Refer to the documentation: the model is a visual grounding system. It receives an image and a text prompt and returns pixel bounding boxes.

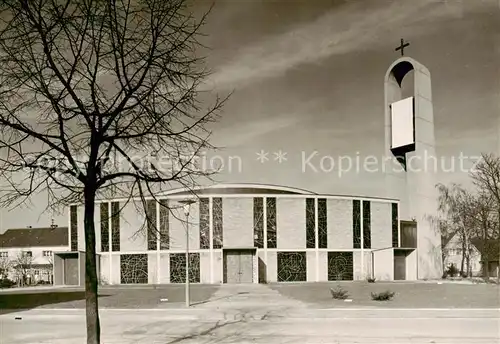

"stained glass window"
[277,252,307,282]
[159,200,169,250]
[363,201,371,249]
[328,251,353,281]
[100,203,109,252]
[266,198,277,249]
[120,254,148,284]
[212,198,223,249]
[253,198,264,248]
[70,205,78,251]
[111,202,120,251]
[169,253,200,283]
[318,198,328,249]
[199,198,210,249]
[146,200,157,250]
[306,198,315,248]
[392,203,399,248]
[353,200,361,249]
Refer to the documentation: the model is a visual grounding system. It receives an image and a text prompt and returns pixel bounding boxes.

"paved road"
[2,308,499,344]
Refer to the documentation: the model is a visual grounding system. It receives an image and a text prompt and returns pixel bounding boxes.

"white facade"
[0,245,70,282]
[443,234,482,276]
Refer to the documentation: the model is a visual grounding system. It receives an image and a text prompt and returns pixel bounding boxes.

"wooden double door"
[223,249,254,283]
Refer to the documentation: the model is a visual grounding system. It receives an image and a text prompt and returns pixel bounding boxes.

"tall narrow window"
[159,200,169,250]
[146,200,157,250]
[306,198,315,248]
[212,198,223,249]
[70,205,78,251]
[111,202,120,251]
[353,200,361,249]
[392,203,399,248]
[362,201,371,249]
[266,198,277,248]
[199,198,210,249]
[100,203,109,252]
[253,197,264,248]
[318,198,328,249]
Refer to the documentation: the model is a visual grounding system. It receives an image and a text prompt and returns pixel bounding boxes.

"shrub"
[445,263,459,277]
[366,277,376,283]
[0,278,15,289]
[371,290,395,301]
[330,285,349,300]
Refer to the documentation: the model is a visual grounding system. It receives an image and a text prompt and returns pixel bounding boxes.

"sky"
[1,0,499,229]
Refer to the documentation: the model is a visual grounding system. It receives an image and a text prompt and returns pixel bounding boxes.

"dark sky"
[2,0,499,229]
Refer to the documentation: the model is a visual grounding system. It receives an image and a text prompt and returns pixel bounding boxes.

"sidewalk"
[192,283,309,310]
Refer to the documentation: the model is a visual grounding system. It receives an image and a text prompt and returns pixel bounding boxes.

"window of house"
[0,251,8,258]
[23,251,32,257]
[43,251,53,257]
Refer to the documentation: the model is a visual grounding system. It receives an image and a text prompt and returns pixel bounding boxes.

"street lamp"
[178,199,196,307]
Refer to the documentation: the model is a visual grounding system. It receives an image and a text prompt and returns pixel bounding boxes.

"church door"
[394,254,406,280]
[224,250,254,283]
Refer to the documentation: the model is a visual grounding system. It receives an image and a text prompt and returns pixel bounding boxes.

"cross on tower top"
[395,38,410,56]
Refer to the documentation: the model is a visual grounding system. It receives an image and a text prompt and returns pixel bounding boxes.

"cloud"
[211,115,303,147]
[209,0,454,88]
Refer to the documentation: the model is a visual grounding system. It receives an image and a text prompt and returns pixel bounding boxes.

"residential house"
[442,233,482,276]
[442,233,499,277]
[470,238,499,278]
[0,226,70,284]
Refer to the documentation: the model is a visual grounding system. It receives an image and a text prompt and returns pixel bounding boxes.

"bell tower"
[384,39,443,280]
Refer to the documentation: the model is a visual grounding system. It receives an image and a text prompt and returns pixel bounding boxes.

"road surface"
[2,308,499,344]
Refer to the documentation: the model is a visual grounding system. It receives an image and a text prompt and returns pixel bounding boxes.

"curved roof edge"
[159,183,318,196]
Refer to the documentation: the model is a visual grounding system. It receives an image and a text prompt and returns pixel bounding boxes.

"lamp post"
[178,199,196,307]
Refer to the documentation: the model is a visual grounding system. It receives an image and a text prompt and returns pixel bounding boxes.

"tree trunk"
[84,187,101,344]
[465,250,472,277]
[497,209,500,284]
[482,224,490,281]
[460,237,466,275]
[484,261,490,280]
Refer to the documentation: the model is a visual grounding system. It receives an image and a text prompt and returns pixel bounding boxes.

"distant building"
[442,234,499,277]
[0,226,70,284]
[470,238,499,278]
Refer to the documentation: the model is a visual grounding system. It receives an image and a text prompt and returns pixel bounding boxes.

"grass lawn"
[0,284,219,312]
[269,281,500,308]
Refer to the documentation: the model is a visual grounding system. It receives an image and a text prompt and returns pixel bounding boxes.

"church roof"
[0,227,68,249]
[159,183,317,196]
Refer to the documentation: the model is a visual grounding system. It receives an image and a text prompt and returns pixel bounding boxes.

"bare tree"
[13,251,34,286]
[0,1,226,343]
[427,213,452,273]
[468,192,497,279]
[436,183,477,276]
[471,153,500,282]
[0,256,12,279]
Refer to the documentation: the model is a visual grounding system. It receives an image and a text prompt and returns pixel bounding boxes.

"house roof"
[441,234,454,247]
[470,238,500,261]
[0,227,69,248]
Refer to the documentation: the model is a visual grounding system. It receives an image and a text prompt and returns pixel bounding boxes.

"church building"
[53,53,443,286]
